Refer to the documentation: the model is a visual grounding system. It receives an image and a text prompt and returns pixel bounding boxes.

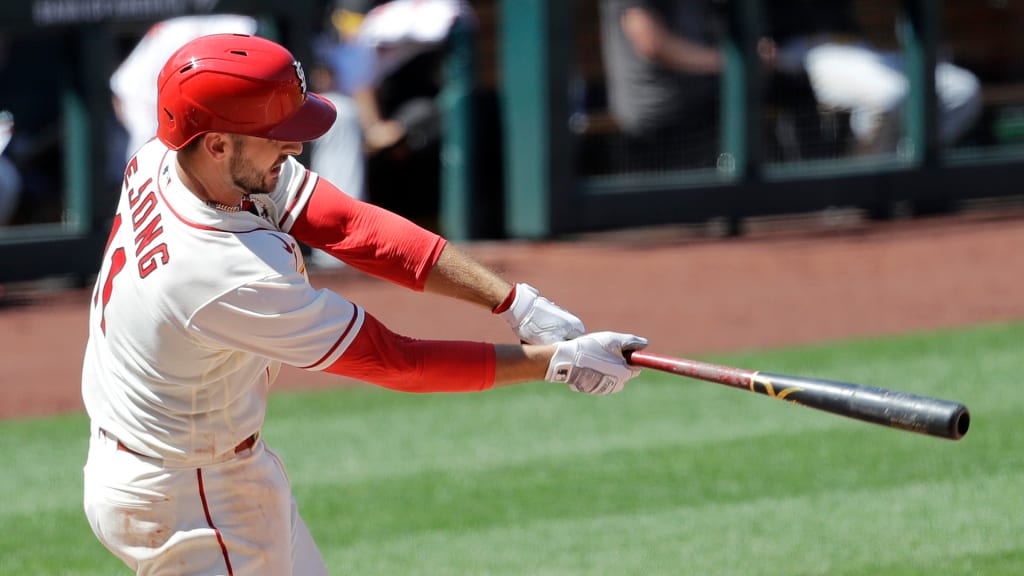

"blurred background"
[3,0,1024,282]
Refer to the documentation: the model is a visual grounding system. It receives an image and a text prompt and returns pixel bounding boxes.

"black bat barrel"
[755,372,971,441]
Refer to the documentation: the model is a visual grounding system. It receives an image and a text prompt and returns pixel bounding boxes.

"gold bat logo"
[749,372,804,403]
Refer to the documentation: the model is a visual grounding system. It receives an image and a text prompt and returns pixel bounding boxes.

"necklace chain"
[208,197,260,215]
[208,201,243,213]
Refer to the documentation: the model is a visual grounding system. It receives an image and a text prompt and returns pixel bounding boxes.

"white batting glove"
[546,331,649,395]
[498,283,585,344]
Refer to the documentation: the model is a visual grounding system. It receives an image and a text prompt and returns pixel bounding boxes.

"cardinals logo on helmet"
[293,61,307,95]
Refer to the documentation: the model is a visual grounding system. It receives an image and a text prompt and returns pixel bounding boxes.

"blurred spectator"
[599,0,733,170]
[305,43,369,270]
[344,0,471,229]
[0,111,20,225]
[322,3,406,154]
[0,33,62,224]
[766,0,983,155]
[109,14,258,161]
[308,52,368,202]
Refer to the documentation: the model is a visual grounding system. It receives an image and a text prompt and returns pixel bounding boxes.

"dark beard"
[229,139,272,196]
[232,178,268,196]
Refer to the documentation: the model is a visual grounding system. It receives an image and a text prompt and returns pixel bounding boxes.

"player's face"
[228,136,303,195]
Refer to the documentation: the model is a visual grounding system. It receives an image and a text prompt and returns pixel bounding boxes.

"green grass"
[3,321,1023,575]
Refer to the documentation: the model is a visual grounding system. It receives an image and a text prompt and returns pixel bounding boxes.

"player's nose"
[279,141,303,155]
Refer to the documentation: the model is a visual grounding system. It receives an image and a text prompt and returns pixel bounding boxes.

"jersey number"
[95,214,126,334]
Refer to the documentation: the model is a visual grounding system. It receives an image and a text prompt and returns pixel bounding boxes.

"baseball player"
[81,34,647,575]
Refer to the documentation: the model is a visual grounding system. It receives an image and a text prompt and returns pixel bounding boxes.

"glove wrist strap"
[492,284,517,314]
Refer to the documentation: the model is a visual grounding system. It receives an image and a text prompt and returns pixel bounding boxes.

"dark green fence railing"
[499,0,1024,237]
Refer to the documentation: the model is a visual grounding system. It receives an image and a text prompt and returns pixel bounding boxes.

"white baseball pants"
[83,425,328,575]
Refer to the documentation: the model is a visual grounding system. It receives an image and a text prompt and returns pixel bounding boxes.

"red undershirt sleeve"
[323,310,497,393]
[290,177,447,291]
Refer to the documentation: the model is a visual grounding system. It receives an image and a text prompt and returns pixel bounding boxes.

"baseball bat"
[626,351,970,441]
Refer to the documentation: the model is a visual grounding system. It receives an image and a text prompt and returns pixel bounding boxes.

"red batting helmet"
[156,34,337,150]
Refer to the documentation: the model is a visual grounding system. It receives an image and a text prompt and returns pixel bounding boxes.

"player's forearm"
[621,7,723,74]
[659,36,723,74]
[492,344,556,386]
[422,243,514,310]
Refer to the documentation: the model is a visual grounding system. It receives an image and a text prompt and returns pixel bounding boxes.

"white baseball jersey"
[81,139,363,465]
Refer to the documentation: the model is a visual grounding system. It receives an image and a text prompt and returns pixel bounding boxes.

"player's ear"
[202,133,231,159]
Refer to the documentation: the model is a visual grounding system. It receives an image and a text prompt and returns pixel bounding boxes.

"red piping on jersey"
[196,469,235,576]
[277,168,313,229]
[300,301,360,369]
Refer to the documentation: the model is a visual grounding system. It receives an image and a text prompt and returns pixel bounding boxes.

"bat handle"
[627,350,755,389]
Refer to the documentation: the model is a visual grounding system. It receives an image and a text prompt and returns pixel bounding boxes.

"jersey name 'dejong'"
[82,140,365,464]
